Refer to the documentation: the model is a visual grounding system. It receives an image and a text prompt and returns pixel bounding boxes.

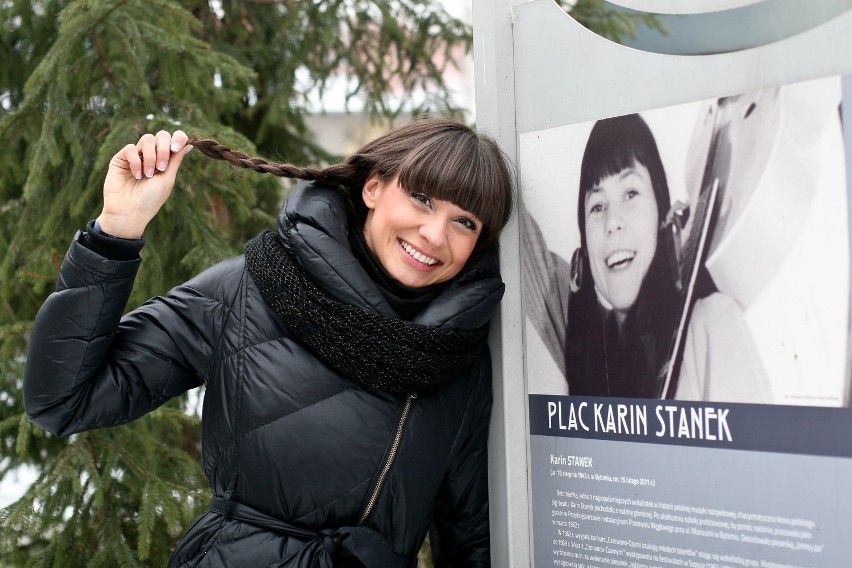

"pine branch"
[91,29,119,85]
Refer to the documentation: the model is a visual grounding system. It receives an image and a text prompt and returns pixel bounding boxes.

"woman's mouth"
[606,250,636,269]
[401,240,439,266]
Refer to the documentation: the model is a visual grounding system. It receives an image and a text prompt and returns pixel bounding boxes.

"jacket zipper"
[357,392,417,525]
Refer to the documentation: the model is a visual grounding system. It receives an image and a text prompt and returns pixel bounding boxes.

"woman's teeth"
[606,250,635,268]
[402,241,438,265]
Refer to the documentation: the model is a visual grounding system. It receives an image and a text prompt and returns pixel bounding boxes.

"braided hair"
[189,117,515,251]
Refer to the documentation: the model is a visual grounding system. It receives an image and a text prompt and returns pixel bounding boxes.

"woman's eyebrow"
[585,186,603,201]
[618,167,639,180]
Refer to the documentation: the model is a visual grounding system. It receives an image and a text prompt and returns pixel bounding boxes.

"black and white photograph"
[521,75,850,405]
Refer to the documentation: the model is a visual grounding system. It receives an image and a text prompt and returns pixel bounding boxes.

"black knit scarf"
[244,230,489,393]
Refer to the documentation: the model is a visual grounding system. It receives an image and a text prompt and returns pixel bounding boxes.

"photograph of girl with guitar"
[523,75,849,406]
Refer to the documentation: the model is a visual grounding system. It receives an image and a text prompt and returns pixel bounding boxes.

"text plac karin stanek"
[546,401,733,442]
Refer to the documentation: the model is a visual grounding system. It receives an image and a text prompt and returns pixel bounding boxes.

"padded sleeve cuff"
[80,219,145,261]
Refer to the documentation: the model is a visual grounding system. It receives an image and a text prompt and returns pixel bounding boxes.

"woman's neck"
[594,287,627,327]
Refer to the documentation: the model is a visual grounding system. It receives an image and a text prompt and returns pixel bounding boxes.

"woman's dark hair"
[190,117,515,251]
[577,114,670,250]
[565,113,680,399]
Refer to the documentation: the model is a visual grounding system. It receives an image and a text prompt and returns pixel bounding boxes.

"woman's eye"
[456,217,479,232]
[624,189,639,200]
[410,192,432,208]
[588,203,605,215]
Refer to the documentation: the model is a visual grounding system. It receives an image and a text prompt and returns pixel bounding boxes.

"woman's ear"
[362,173,382,210]
[569,247,584,293]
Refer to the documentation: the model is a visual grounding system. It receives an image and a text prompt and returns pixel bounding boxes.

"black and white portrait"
[521,75,850,406]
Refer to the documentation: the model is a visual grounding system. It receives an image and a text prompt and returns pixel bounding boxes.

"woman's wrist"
[95,214,146,239]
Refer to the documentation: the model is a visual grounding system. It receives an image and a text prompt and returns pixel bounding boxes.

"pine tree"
[0,0,659,565]
[0,0,469,565]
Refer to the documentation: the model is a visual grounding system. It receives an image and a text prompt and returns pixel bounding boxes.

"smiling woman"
[362,175,482,287]
[23,117,515,567]
[582,162,659,322]
[564,113,681,398]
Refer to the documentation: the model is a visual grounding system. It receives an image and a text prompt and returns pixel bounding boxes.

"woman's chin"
[611,296,640,312]
[598,288,641,315]
[387,264,439,288]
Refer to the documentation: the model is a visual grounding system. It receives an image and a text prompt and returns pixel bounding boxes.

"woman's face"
[584,161,659,316]
[362,174,482,287]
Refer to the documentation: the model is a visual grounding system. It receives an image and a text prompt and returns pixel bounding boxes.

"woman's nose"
[605,207,625,234]
[419,216,448,246]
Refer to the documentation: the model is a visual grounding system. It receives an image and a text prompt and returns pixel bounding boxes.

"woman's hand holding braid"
[97,130,192,239]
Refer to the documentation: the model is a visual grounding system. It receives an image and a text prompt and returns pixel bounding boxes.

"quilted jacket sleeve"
[430,351,493,567]
[24,233,225,437]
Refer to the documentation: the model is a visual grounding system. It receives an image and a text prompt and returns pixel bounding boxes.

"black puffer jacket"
[24,183,504,567]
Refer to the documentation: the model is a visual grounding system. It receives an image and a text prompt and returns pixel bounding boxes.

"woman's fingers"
[138,133,157,178]
[155,130,172,172]
[160,130,192,183]
[170,130,190,153]
[114,130,190,181]
[140,130,190,176]
[120,143,143,180]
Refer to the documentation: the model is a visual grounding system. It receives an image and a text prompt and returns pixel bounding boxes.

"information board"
[473,1,852,566]
[522,73,852,568]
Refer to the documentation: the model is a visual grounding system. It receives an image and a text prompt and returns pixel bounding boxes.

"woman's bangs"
[396,135,507,233]
[583,146,641,193]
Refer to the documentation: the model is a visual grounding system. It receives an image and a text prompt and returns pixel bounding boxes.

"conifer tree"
[559,0,666,42]
[0,0,658,565]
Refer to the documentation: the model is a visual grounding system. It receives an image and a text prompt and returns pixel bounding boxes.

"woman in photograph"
[24,117,514,566]
[563,114,680,398]
[525,112,771,401]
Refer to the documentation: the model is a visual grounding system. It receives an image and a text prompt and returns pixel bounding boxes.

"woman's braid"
[188,136,361,188]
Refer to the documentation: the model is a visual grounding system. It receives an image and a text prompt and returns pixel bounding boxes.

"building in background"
[306,0,474,155]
